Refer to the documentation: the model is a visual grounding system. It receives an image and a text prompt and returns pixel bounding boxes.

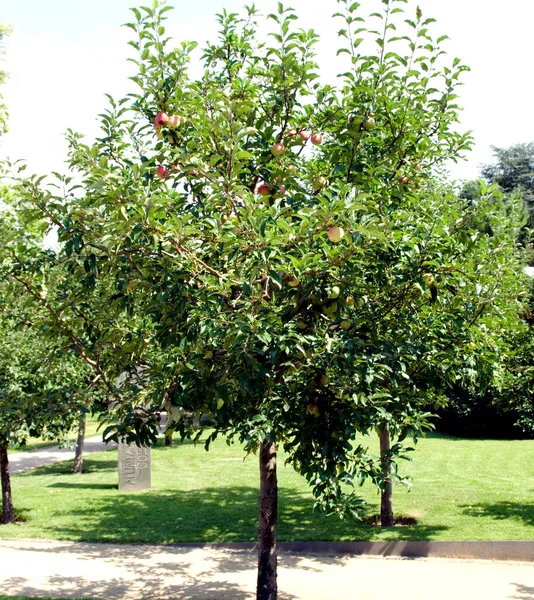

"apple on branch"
[328,226,345,243]
[156,165,169,180]
[271,143,285,157]
[313,175,327,192]
[311,132,323,145]
[154,112,169,127]
[255,182,271,196]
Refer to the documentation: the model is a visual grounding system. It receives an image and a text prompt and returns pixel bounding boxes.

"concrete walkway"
[0,538,533,599]
[8,437,115,474]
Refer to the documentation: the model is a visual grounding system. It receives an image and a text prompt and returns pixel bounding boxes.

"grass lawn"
[1,432,533,543]
[9,416,103,453]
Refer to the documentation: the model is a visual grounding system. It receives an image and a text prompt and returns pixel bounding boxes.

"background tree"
[481,143,534,254]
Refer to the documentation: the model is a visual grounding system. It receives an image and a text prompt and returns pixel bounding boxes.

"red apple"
[298,130,310,141]
[286,129,297,138]
[311,132,323,145]
[156,165,169,180]
[271,142,286,158]
[277,184,286,196]
[154,112,169,127]
[398,175,410,185]
[256,183,271,196]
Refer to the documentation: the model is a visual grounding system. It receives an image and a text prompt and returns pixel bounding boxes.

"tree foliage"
[3,0,527,595]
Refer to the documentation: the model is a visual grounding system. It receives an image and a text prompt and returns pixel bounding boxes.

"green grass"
[1,433,533,543]
[9,416,103,453]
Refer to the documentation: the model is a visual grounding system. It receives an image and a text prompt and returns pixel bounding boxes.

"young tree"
[8,1,524,597]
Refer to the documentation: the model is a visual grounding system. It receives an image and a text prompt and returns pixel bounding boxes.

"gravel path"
[0,539,533,600]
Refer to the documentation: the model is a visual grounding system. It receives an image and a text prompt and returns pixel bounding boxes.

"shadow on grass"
[35,485,447,544]
[49,483,118,490]
[17,458,118,478]
[460,502,534,527]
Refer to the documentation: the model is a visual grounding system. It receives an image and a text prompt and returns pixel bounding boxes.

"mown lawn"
[2,432,533,542]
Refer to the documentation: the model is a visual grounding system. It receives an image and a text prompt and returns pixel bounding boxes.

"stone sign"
[118,441,151,492]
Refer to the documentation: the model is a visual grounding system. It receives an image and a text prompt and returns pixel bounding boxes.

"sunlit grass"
[2,432,533,542]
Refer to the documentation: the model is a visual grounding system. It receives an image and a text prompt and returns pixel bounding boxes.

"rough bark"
[164,430,173,447]
[73,414,86,474]
[257,440,278,600]
[379,427,394,527]
[0,444,14,524]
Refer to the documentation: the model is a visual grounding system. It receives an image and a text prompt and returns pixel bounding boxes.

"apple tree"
[10,0,525,597]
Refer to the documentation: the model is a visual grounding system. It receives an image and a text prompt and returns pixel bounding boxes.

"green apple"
[328,226,345,243]
[330,285,341,299]
[313,175,327,191]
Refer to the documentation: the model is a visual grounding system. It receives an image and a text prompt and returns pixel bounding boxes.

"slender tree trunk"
[164,430,173,447]
[257,440,278,600]
[379,427,394,527]
[0,444,14,524]
[73,414,86,474]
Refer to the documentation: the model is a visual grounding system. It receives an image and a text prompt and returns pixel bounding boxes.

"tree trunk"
[379,427,394,527]
[257,440,278,600]
[164,430,173,447]
[0,444,14,524]
[73,414,86,474]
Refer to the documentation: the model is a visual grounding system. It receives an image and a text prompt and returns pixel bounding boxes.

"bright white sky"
[1,0,534,183]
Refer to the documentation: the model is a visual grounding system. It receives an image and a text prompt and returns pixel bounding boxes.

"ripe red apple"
[286,129,297,138]
[311,132,323,145]
[154,112,169,127]
[277,184,286,196]
[328,226,344,243]
[398,175,410,185]
[298,130,310,142]
[256,183,271,196]
[271,142,286,157]
[156,165,169,180]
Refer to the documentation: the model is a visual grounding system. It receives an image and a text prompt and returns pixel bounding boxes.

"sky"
[1,0,534,183]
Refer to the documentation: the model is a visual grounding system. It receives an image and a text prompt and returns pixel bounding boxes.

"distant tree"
[481,143,534,251]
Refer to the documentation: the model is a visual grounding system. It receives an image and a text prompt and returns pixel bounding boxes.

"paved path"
[8,437,115,474]
[0,539,533,600]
